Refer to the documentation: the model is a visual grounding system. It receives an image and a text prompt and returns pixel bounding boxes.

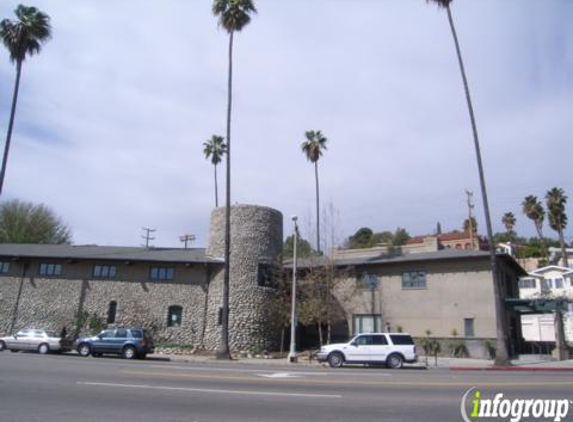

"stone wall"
[204,205,283,352]
[0,264,209,346]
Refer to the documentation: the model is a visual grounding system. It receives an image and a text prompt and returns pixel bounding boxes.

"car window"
[371,335,388,345]
[100,330,114,338]
[115,329,128,338]
[354,335,372,346]
[16,330,30,337]
[389,335,414,345]
[32,330,45,338]
[130,329,143,339]
[46,331,58,338]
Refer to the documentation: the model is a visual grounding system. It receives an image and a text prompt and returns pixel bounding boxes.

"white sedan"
[0,328,68,354]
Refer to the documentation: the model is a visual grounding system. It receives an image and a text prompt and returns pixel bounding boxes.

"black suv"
[76,328,154,359]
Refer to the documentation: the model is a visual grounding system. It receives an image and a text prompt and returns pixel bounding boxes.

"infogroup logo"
[461,387,571,422]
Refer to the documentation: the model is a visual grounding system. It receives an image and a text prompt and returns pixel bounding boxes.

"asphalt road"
[1,352,572,422]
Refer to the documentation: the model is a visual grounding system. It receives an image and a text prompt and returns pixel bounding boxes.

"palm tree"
[522,195,546,248]
[501,212,516,240]
[426,0,510,365]
[545,188,568,268]
[0,5,51,196]
[203,135,227,208]
[301,130,328,254]
[212,0,256,360]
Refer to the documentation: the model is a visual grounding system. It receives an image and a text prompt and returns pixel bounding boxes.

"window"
[107,301,117,324]
[39,263,62,277]
[464,318,475,337]
[541,279,553,290]
[554,278,564,289]
[357,273,378,289]
[402,271,426,289]
[371,334,388,345]
[390,334,415,345]
[353,314,382,334]
[0,261,9,273]
[114,329,128,338]
[150,266,174,280]
[94,265,117,279]
[354,335,372,346]
[257,264,275,288]
[518,279,536,289]
[168,305,183,327]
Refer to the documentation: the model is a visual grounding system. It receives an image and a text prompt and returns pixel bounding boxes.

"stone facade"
[203,205,283,352]
[0,204,283,353]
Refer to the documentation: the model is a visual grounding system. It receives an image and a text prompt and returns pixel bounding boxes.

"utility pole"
[179,234,196,249]
[141,227,156,248]
[288,215,299,363]
[465,190,475,249]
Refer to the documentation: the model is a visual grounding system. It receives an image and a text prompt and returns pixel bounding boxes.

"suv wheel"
[122,345,136,359]
[328,352,344,368]
[78,343,91,357]
[386,353,404,369]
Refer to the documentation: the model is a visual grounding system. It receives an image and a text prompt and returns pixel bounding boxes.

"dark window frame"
[401,271,427,290]
[150,266,175,281]
[94,264,117,279]
[0,261,10,274]
[38,262,63,277]
[168,305,183,328]
[107,301,117,324]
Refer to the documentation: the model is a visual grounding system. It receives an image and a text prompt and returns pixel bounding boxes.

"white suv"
[317,333,418,369]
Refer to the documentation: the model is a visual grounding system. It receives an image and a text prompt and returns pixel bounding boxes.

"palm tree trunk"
[315,161,321,253]
[214,163,219,208]
[217,30,234,360]
[0,60,23,197]
[445,5,510,365]
[558,227,568,268]
[534,223,548,263]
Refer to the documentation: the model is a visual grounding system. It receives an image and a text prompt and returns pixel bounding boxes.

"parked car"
[316,332,418,369]
[76,327,154,359]
[0,328,71,354]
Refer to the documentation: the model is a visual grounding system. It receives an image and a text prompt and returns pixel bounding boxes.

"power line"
[141,227,156,248]
[179,234,196,249]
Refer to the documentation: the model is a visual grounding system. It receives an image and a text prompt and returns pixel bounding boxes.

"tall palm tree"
[545,188,568,268]
[203,135,227,208]
[301,130,328,254]
[0,5,51,196]
[426,0,510,365]
[522,195,546,247]
[212,0,256,360]
[501,212,516,240]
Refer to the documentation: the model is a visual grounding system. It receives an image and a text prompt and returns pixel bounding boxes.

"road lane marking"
[77,381,342,399]
[119,370,573,388]
[256,372,302,378]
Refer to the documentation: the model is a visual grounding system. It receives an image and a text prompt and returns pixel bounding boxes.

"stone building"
[0,205,282,353]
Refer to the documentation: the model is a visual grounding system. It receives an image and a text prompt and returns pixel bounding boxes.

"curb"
[450,366,573,372]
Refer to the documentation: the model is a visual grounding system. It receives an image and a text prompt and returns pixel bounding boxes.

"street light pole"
[288,215,298,363]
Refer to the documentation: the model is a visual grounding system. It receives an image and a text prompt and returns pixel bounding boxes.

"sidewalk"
[151,352,573,371]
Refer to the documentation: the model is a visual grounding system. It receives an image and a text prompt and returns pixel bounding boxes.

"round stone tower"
[204,204,283,352]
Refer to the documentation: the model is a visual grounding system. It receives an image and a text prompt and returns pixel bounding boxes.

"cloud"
[0,0,571,248]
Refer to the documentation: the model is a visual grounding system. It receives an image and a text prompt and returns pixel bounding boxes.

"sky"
[0,0,571,250]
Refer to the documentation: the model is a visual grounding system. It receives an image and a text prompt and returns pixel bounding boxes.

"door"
[345,334,373,362]
[92,330,115,353]
[369,334,391,362]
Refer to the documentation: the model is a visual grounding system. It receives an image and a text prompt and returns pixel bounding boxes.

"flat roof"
[0,244,223,265]
[285,249,527,276]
